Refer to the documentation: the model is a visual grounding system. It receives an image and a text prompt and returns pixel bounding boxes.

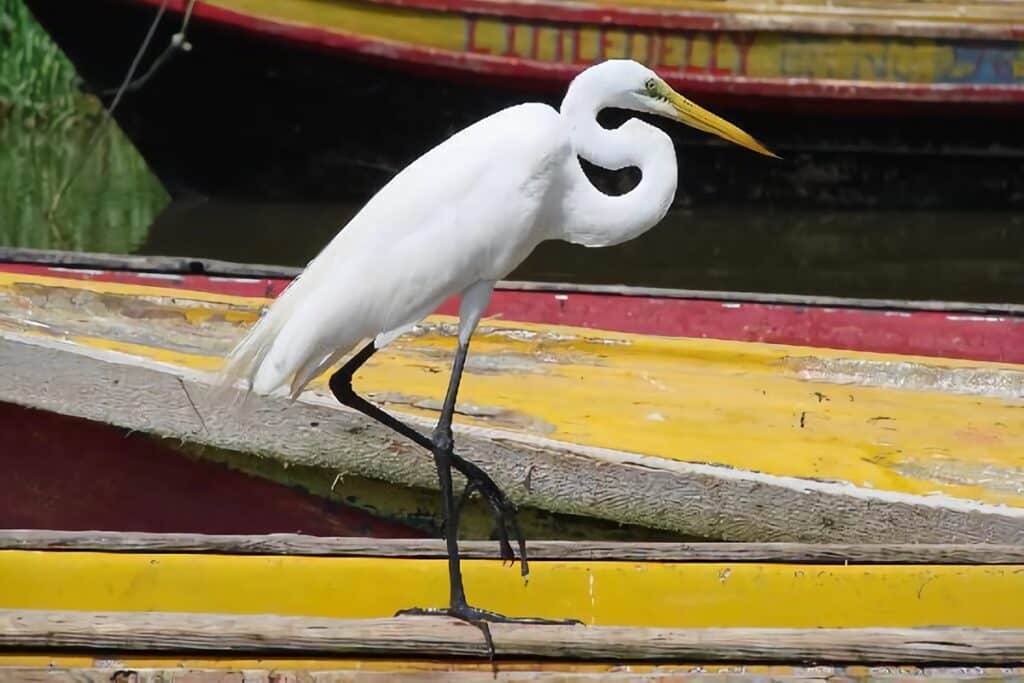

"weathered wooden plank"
[0,247,302,280]
[4,530,1024,564]
[3,330,1023,544]
[4,246,1023,314]
[4,665,1024,681]
[2,611,1023,663]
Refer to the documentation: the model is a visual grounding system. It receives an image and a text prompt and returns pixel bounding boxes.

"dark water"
[137,196,1024,303]
[2,104,1023,303]
[3,0,1023,304]
[0,110,167,254]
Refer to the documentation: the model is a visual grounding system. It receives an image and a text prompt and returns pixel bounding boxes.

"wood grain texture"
[2,610,1023,663]
[2,331,1023,544]
[5,667,1024,682]
[4,530,1024,564]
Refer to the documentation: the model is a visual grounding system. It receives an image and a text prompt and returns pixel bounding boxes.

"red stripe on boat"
[5,263,1023,365]
[2,402,423,536]
[125,0,1024,106]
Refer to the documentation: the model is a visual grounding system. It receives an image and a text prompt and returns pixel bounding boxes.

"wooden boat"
[23,0,1024,208]
[2,248,1023,543]
[1,529,1023,679]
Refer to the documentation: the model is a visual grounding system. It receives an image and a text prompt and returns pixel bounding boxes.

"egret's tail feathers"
[288,347,348,400]
[208,312,277,413]
[209,273,307,409]
[211,298,366,411]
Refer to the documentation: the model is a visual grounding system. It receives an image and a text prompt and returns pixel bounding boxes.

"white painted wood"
[2,330,1023,543]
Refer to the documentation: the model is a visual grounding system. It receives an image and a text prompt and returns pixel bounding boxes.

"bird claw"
[444,446,529,576]
[395,602,582,660]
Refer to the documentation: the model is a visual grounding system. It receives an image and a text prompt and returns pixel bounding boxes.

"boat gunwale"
[133,0,1024,40]
[368,0,1024,39]
[109,0,1024,106]
[3,530,1023,564]
[4,247,1023,317]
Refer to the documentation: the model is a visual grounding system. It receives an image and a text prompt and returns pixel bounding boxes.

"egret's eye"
[644,78,657,93]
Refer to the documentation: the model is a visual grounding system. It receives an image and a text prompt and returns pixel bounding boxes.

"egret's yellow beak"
[665,87,778,159]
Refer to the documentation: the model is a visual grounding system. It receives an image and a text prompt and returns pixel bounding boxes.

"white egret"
[218,58,775,636]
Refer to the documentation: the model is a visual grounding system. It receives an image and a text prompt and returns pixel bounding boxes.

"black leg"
[392,339,581,658]
[327,341,581,639]
[433,448,470,608]
[328,342,520,565]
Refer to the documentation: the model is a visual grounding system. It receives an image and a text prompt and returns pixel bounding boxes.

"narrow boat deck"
[0,531,1022,679]
[1,256,1022,542]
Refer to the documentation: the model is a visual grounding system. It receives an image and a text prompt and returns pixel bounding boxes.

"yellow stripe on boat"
[201,0,1024,89]
[1,271,1023,513]
[1,550,1021,627]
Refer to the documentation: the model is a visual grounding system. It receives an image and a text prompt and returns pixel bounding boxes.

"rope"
[46,0,198,227]
[103,0,198,95]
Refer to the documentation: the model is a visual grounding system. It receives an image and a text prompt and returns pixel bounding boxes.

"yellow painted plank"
[0,551,1021,628]
[3,271,1024,511]
[0,271,268,307]
[373,328,1024,509]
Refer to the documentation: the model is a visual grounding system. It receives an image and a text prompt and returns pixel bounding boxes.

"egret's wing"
[215,103,567,401]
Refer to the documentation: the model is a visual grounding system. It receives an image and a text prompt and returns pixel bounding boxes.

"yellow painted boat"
[0,530,1023,676]
[2,251,1023,543]
[22,0,1024,208]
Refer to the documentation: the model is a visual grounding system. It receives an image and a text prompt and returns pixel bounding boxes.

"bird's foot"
[396,602,582,659]
[433,438,525,573]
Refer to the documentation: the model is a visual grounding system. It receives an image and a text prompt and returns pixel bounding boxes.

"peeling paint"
[885,455,1024,496]
[369,391,557,434]
[785,355,1024,402]
[6,270,1024,514]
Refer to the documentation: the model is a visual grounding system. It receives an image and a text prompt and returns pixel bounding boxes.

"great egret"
[219,58,774,636]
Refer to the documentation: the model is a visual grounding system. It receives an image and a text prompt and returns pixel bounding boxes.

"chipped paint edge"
[6,328,1023,520]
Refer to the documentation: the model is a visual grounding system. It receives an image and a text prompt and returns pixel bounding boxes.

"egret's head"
[580,60,778,158]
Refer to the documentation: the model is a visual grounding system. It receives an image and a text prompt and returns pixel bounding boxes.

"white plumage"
[213,58,773,630]
[219,103,565,397]
[217,59,774,402]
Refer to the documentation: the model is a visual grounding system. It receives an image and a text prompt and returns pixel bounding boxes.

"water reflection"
[2,106,1021,303]
[139,197,1024,303]
[0,109,167,253]
[3,0,1022,304]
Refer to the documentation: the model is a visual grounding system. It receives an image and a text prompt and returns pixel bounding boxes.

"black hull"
[25,0,1024,210]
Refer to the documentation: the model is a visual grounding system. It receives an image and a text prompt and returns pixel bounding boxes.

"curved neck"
[554,78,678,247]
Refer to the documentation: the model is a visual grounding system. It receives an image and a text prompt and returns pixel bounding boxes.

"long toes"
[501,507,529,577]
[453,604,582,627]
[498,536,515,564]
[488,499,527,572]
[394,607,447,618]
[447,452,531,575]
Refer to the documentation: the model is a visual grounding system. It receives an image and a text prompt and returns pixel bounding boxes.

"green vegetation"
[0,0,167,252]
[0,0,79,125]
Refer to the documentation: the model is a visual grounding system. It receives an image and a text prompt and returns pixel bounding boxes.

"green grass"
[0,0,81,127]
[0,0,168,252]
